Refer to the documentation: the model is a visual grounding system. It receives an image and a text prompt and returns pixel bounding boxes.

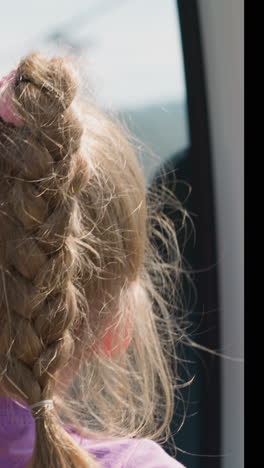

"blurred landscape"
[121,100,189,181]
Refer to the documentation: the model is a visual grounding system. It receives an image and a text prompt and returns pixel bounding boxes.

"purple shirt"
[0,398,185,468]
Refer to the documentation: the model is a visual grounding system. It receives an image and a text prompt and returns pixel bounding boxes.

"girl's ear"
[101,319,133,359]
[100,286,138,359]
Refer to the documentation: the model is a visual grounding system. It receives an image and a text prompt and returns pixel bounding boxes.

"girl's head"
[0,52,186,467]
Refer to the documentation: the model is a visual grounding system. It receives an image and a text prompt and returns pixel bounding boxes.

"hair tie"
[30,400,54,411]
[0,69,23,127]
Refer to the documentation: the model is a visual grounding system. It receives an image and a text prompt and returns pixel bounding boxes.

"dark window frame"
[176,1,221,467]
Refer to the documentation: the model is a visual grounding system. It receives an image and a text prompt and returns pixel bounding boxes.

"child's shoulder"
[119,438,185,468]
[69,428,185,468]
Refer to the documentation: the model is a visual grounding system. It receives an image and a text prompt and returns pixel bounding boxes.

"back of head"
[0,52,185,467]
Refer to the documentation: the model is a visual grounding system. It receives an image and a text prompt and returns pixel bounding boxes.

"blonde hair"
[0,52,189,467]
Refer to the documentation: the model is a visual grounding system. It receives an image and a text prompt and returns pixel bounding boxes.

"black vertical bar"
[176,1,221,467]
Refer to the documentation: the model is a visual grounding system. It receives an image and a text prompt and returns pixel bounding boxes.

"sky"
[0,0,187,110]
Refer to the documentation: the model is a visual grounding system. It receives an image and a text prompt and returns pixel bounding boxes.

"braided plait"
[0,53,98,467]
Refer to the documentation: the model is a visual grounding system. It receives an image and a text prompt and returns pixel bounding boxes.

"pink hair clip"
[0,69,23,127]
